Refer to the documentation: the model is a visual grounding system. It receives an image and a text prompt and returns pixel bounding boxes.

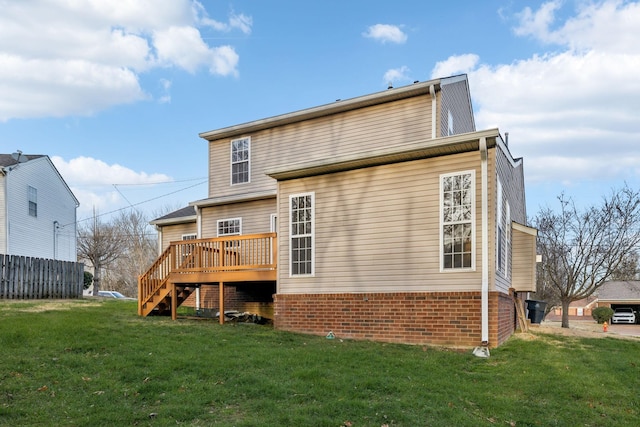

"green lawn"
[0,299,638,426]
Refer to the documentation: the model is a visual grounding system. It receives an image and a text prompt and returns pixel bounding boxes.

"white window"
[28,186,37,217]
[447,110,454,136]
[440,171,475,270]
[290,193,314,276]
[182,234,197,241]
[230,137,250,185]
[217,218,242,237]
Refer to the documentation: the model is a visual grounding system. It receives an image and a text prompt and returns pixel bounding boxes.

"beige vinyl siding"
[208,95,433,199]
[200,197,276,238]
[511,223,537,292]
[277,150,483,295]
[161,223,197,251]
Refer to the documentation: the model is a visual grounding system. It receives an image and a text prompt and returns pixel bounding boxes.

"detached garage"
[597,281,640,321]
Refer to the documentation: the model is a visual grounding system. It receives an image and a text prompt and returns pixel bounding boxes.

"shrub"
[83,271,93,289]
[592,306,614,324]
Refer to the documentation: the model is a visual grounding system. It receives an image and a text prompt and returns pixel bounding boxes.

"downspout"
[480,137,489,345]
[430,85,437,139]
[1,168,7,253]
[195,205,202,238]
[194,205,201,311]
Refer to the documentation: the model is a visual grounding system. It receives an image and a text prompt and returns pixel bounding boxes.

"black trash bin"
[525,300,547,324]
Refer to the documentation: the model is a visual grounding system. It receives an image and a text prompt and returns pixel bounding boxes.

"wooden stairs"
[138,233,277,319]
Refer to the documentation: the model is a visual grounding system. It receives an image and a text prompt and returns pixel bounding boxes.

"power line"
[110,177,208,186]
[66,179,207,227]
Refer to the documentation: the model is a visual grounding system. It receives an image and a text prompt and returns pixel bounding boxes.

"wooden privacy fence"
[0,254,84,299]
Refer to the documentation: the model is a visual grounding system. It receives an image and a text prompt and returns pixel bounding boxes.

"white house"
[0,153,79,262]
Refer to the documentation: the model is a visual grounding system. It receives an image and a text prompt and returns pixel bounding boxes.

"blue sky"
[1,0,639,223]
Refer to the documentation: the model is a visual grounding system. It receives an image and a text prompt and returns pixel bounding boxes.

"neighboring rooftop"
[150,206,196,225]
[0,153,45,168]
[598,281,640,300]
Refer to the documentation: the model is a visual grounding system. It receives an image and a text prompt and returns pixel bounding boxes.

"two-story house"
[140,74,537,348]
[0,153,79,262]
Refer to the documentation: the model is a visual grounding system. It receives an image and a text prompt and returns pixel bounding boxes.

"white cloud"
[363,24,408,44]
[0,0,251,121]
[431,0,640,191]
[431,54,480,79]
[514,0,640,54]
[53,156,171,186]
[513,0,563,43]
[51,156,174,218]
[158,79,172,104]
[383,66,412,86]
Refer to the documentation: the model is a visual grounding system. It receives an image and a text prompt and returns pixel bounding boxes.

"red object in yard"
[603,321,608,332]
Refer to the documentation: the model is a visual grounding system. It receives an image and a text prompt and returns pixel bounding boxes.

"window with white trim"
[230,137,250,184]
[441,171,474,270]
[28,186,37,217]
[290,193,314,276]
[217,218,242,236]
[182,234,197,240]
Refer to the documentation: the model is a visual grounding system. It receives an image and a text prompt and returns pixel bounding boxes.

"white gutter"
[480,137,489,345]
[430,85,437,139]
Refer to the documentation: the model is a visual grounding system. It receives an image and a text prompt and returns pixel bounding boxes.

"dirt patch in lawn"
[0,299,101,313]
[515,320,640,342]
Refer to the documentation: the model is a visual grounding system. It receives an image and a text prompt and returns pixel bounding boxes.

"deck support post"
[171,283,177,320]
[219,282,225,325]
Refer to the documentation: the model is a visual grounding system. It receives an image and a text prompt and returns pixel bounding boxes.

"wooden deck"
[138,233,277,320]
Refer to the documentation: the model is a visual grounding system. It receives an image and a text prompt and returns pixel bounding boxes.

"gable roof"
[598,281,640,300]
[0,153,45,169]
[199,74,470,141]
[150,206,196,226]
[0,153,79,207]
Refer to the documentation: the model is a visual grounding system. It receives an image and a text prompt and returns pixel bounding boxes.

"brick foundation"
[274,291,515,348]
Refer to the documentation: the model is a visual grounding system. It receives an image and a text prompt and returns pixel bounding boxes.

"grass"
[0,300,639,426]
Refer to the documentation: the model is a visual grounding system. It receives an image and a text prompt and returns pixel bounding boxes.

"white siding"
[277,151,483,294]
[0,175,6,254]
[5,157,78,261]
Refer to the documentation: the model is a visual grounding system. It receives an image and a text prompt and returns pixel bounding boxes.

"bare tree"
[106,210,157,297]
[77,211,126,296]
[534,185,640,328]
[532,260,562,316]
[609,250,640,281]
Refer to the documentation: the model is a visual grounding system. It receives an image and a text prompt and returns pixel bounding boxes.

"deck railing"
[138,233,277,314]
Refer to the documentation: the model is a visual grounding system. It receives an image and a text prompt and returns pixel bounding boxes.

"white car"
[611,308,636,324]
[98,290,136,301]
